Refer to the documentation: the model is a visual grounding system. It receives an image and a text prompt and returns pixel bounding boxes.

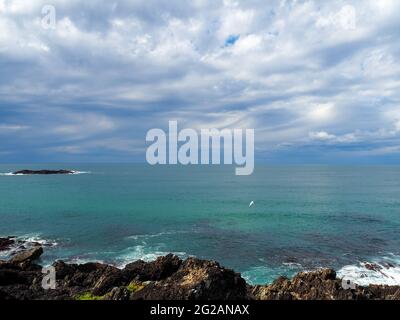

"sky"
[0,0,400,164]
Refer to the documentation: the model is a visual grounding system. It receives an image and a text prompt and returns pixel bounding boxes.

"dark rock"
[53,260,77,279]
[10,246,43,264]
[0,237,15,251]
[12,170,74,175]
[124,254,182,281]
[0,270,28,286]
[0,289,12,300]
[131,257,247,300]
[108,287,131,300]
[92,267,125,296]
[365,263,382,272]
[52,260,126,297]
[250,268,400,300]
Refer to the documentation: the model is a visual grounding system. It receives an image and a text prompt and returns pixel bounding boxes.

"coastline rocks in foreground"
[0,242,399,300]
[12,170,74,175]
[130,257,247,300]
[251,269,400,300]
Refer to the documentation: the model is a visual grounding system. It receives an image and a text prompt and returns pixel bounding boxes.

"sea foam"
[337,255,400,286]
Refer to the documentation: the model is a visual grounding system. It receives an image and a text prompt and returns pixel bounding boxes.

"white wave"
[70,171,91,175]
[17,234,58,247]
[126,230,191,241]
[0,172,19,176]
[0,234,58,259]
[66,257,105,265]
[337,255,400,286]
[116,245,186,268]
[282,262,303,268]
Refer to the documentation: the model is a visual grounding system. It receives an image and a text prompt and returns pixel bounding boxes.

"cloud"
[0,0,400,162]
[309,131,336,141]
[0,124,29,132]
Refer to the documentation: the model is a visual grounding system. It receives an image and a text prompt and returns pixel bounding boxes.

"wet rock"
[0,237,15,251]
[9,246,43,264]
[365,263,382,272]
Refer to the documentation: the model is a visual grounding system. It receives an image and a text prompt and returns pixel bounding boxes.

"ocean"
[1,164,400,285]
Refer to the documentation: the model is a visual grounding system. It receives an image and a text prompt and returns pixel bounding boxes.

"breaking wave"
[337,254,400,286]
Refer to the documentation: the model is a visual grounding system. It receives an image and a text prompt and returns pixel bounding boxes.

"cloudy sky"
[1,0,400,163]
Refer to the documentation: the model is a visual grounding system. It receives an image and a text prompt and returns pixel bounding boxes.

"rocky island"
[12,170,74,175]
[0,236,399,300]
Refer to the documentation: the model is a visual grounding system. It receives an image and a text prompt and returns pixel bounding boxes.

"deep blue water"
[1,164,400,285]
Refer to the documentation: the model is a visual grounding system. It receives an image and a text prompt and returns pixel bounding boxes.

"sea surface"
[1,164,400,285]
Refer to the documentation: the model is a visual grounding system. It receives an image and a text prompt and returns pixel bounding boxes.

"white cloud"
[307,103,336,123]
[0,0,400,160]
[309,131,336,141]
[0,124,29,131]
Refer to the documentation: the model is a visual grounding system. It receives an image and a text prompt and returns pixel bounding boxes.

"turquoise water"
[1,164,400,285]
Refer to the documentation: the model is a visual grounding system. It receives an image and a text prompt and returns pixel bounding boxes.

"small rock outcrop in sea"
[0,237,16,251]
[9,246,43,264]
[0,238,399,300]
[12,170,74,175]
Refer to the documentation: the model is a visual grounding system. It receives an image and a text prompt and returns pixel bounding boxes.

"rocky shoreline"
[1,237,399,300]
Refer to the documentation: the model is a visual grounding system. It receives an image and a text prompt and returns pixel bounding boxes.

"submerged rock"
[12,170,74,175]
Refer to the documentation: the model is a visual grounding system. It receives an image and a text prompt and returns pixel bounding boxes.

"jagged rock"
[9,246,43,264]
[250,268,400,300]
[131,257,248,300]
[12,170,74,175]
[52,260,126,297]
[365,263,382,272]
[251,269,353,300]
[0,270,28,286]
[108,287,131,300]
[92,268,125,296]
[124,254,182,281]
[368,285,400,300]
[53,260,77,279]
